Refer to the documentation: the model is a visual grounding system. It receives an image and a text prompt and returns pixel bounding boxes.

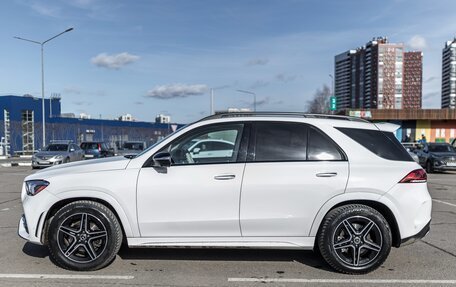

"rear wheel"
[47,200,122,271]
[317,204,392,274]
[426,161,433,173]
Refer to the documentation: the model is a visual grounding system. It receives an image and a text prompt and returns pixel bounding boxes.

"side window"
[336,127,413,161]
[308,127,344,160]
[160,124,244,165]
[253,122,307,162]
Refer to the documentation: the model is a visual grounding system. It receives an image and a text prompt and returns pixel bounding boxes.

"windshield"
[45,144,68,152]
[429,144,455,153]
[81,143,99,150]
[123,142,144,150]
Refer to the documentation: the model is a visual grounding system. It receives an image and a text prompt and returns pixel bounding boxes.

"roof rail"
[198,112,369,123]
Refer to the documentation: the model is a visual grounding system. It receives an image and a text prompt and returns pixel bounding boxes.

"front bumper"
[18,214,30,241]
[32,159,63,168]
[400,220,431,246]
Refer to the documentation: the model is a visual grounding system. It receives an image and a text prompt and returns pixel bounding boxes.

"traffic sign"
[330,96,337,111]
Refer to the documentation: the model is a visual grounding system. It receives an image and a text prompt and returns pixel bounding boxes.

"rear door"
[240,122,349,237]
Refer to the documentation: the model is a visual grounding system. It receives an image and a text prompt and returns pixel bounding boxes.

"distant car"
[117,141,146,157]
[415,142,456,172]
[80,142,115,159]
[188,139,235,160]
[32,141,84,169]
[401,142,420,163]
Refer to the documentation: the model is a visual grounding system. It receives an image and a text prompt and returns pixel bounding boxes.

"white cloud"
[246,58,269,66]
[146,84,208,99]
[62,86,82,95]
[408,35,427,50]
[91,52,140,69]
[30,2,61,17]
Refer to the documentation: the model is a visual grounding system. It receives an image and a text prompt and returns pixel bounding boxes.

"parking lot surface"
[0,166,455,286]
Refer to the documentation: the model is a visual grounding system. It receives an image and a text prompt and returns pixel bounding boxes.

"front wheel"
[47,200,122,271]
[317,204,392,274]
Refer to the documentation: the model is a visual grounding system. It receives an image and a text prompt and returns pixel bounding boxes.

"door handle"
[214,174,236,180]
[316,172,337,177]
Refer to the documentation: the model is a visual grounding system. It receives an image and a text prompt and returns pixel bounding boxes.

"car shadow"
[22,243,333,273]
[22,242,49,258]
[118,246,333,272]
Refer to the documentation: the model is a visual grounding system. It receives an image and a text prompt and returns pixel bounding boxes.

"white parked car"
[18,112,432,274]
[188,139,235,160]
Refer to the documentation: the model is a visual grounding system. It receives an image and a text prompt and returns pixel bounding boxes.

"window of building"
[21,110,34,154]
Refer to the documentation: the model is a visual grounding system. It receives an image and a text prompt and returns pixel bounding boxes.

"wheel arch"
[311,197,402,248]
[41,196,132,245]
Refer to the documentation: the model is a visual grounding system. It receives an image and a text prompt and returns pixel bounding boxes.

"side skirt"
[127,236,315,249]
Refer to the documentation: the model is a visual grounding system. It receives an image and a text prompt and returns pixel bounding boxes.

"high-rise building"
[334,50,356,110]
[334,37,422,110]
[442,39,456,109]
[403,51,423,109]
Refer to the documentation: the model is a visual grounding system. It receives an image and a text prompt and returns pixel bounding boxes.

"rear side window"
[308,127,345,160]
[252,122,345,162]
[254,122,307,161]
[336,127,413,162]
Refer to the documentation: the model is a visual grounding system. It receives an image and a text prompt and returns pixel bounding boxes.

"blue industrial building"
[0,95,180,155]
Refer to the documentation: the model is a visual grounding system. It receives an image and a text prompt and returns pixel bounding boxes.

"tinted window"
[45,144,68,151]
[81,142,99,150]
[428,144,455,153]
[161,124,244,165]
[308,127,344,160]
[254,122,307,161]
[336,127,413,161]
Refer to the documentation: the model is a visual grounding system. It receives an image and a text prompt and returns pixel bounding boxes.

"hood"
[27,156,131,180]
[431,152,456,158]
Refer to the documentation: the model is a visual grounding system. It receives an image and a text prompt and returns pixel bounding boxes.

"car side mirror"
[192,147,201,154]
[153,152,173,167]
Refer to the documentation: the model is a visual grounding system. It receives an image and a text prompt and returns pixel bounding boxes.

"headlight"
[25,180,50,196]
[54,155,64,160]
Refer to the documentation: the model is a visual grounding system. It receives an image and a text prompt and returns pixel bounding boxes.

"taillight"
[399,169,427,183]
[98,143,101,152]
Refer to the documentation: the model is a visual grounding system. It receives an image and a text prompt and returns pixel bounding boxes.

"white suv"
[18,113,432,274]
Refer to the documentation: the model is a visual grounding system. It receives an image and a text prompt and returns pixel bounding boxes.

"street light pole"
[210,88,214,115]
[329,74,334,115]
[236,89,257,112]
[14,27,74,148]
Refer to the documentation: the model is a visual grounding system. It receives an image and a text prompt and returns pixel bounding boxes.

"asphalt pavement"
[0,166,455,287]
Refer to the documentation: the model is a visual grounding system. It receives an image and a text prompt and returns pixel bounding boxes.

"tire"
[317,204,392,274]
[426,161,433,173]
[47,200,122,271]
[63,157,70,164]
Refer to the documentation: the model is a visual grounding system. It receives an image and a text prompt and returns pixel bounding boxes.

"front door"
[137,122,247,237]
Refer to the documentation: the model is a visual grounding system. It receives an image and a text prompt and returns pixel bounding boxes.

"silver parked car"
[32,141,84,169]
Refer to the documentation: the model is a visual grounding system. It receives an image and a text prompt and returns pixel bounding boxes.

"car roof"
[199,112,369,123]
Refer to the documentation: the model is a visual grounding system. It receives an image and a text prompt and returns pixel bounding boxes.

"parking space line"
[433,199,456,208]
[0,274,134,280]
[228,278,456,284]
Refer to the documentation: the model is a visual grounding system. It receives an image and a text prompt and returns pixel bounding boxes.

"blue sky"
[1,0,456,123]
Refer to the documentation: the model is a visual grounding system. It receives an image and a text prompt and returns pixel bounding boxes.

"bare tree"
[306,84,331,114]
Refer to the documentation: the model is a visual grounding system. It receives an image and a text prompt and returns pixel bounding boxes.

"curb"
[0,162,32,167]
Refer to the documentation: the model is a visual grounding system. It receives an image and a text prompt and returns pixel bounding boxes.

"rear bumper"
[400,220,430,246]
[433,165,456,171]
